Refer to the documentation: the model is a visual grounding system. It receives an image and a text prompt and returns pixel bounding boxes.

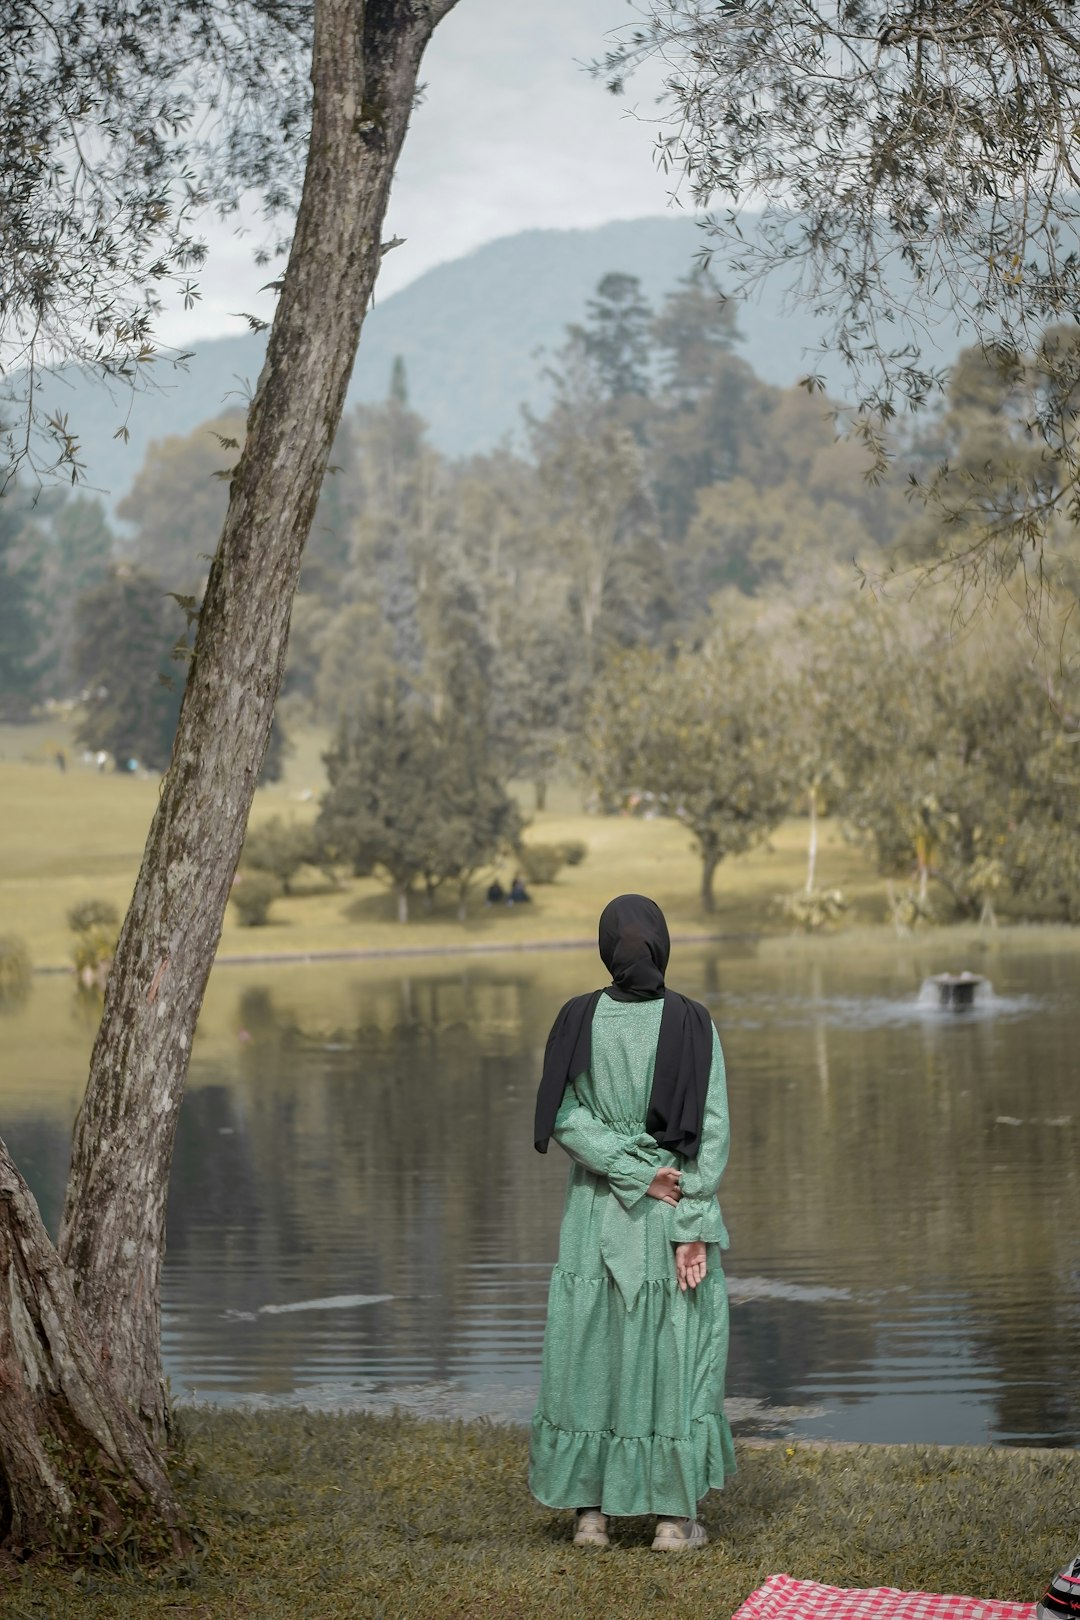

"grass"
[0,720,891,970]
[3,1410,1076,1618]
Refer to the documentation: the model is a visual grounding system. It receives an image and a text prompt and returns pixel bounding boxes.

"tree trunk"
[534,778,547,811]
[54,0,459,1444]
[805,783,818,894]
[397,887,410,925]
[700,852,719,913]
[0,1139,185,1556]
[915,835,930,906]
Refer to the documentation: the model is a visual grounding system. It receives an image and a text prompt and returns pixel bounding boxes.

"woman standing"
[529,894,734,1551]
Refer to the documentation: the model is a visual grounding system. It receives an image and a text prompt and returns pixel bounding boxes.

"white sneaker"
[651,1516,708,1552]
[573,1508,610,1548]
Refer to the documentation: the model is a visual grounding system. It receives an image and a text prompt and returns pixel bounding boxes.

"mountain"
[33,215,967,510]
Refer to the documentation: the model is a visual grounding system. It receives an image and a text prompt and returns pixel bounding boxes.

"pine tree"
[71,566,187,770]
[0,492,45,719]
[581,272,653,399]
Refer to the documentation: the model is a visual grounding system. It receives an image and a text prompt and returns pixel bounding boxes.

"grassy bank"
[0,720,889,969]
[4,1409,1075,1618]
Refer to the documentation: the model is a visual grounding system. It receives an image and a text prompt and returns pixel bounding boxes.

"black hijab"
[533,894,714,1158]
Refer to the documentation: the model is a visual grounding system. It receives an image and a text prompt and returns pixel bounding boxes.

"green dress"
[529,994,736,1519]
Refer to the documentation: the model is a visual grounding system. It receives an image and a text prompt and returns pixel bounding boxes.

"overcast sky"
[160,0,677,346]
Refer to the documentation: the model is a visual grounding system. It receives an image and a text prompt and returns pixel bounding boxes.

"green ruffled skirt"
[528,1258,736,1518]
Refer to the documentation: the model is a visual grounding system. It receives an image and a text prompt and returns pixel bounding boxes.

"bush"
[780,888,849,932]
[557,839,588,867]
[230,869,283,927]
[242,817,317,893]
[73,927,117,989]
[0,934,32,995]
[67,899,120,988]
[67,898,120,934]
[518,843,565,885]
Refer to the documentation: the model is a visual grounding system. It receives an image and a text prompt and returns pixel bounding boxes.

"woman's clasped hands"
[644,1169,707,1292]
[675,1241,707,1293]
[645,1166,682,1206]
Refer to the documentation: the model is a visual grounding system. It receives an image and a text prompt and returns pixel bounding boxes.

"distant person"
[54,749,66,772]
[530,894,734,1552]
[508,874,531,905]
[486,879,505,906]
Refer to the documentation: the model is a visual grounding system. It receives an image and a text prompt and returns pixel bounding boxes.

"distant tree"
[896,342,1058,593]
[389,354,409,407]
[316,685,518,923]
[583,626,796,911]
[653,267,738,404]
[116,413,247,591]
[647,308,764,549]
[685,474,873,598]
[418,712,523,919]
[30,491,115,691]
[312,598,399,727]
[0,492,44,718]
[341,397,451,679]
[241,817,317,894]
[826,602,1080,923]
[71,566,186,770]
[492,614,580,809]
[529,339,655,662]
[580,272,654,400]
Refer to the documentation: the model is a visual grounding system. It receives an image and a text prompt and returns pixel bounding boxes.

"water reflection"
[1,941,1078,1442]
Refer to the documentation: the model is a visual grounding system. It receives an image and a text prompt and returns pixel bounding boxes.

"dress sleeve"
[552,1081,664,1211]
[670,1024,731,1248]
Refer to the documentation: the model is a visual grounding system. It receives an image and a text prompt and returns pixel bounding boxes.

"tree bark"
[0,1139,186,1556]
[55,0,459,1442]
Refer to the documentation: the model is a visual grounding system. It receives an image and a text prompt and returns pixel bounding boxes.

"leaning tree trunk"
[0,1140,186,1555]
[51,0,460,1446]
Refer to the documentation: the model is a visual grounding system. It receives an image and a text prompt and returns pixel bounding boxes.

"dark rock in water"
[921,971,989,1008]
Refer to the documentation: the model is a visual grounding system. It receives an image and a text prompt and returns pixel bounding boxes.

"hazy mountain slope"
[34,215,966,510]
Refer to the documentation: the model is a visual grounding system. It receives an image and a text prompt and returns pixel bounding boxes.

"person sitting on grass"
[530,893,734,1552]
[508,873,531,905]
[486,878,505,906]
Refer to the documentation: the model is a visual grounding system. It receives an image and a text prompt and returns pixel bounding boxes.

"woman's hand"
[645,1167,682,1206]
[675,1241,707,1292]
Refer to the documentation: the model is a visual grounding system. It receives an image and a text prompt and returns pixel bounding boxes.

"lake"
[2,934,1078,1445]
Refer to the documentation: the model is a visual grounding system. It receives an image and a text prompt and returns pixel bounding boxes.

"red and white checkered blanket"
[732,1574,1036,1620]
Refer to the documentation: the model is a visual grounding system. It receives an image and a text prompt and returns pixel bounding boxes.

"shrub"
[67,899,120,988]
[67,898,120,935]
[242,817,318,893]
[780,888,849,933]
[0,935,32,995]
[518,843,565,885]
[557,839,588,867]
[230,869,283,927]
[73,927,117,989]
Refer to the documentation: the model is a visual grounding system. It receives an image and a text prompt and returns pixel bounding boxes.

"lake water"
[2,936,1079,1445]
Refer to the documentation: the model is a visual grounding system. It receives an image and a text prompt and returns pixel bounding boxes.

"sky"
[159,0,678,346]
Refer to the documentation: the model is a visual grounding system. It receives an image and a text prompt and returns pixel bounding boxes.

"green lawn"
[0,720,891,970]
[3,1410,1074,1618]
